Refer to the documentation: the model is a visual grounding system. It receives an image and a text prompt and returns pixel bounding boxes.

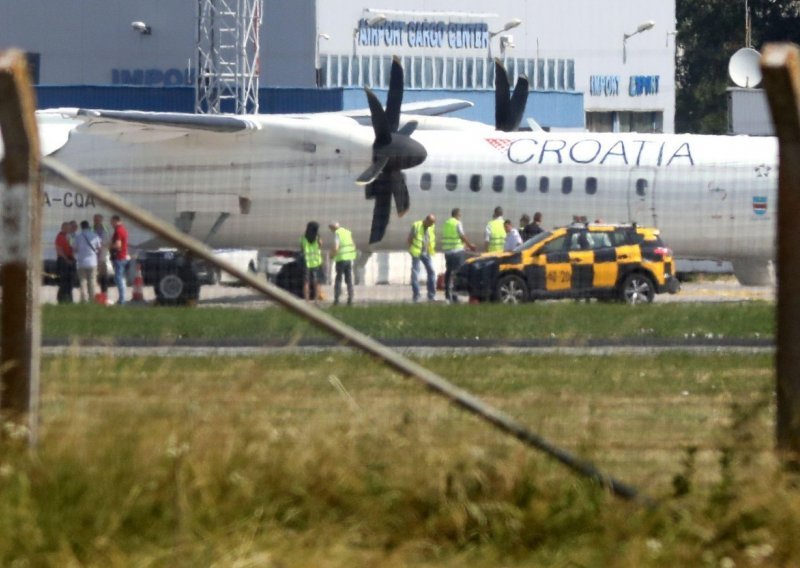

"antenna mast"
[195,0,263,115]
[745,0,752,48]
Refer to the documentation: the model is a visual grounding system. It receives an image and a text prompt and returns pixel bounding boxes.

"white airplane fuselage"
[36,111,778,282]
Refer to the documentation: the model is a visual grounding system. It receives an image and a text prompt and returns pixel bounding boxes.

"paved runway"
[35,276,773,307]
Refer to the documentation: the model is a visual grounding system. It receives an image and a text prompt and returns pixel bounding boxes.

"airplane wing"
[343,98,473,119]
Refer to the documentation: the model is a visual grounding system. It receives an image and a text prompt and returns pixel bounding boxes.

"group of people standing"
[53,214,129,305]
[299,207,543,306]
[299,221,357,305]
[409,207,544,303]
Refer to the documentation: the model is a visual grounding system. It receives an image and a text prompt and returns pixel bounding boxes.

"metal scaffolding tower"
[195,0,263,115]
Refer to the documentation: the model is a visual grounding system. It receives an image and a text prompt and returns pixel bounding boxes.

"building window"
[492,175,504,192]
[537,60,546,90]
[585,177,598,195]
[562,176,573,194]
[539,177,549,193]
[420,173,432,190]
[446,174,458,191]
[566,60,575,90]
[469,174,482,192]
[322,54,573,91]
[585,111,665,133]
[515,175,527,193]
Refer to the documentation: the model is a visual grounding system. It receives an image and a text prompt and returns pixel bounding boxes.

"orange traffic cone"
[132,263,146,303]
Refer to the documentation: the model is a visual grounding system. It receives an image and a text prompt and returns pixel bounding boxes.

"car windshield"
[515,230,553,252]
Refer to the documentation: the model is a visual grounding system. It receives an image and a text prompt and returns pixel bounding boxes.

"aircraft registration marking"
[44,191,97,209]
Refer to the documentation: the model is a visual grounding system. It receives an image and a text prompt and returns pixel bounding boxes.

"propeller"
[494,59,529,132]
[356,56,427,244]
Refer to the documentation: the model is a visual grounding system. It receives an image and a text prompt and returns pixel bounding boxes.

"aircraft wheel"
[620,273,654,305]
[496,275,528,304]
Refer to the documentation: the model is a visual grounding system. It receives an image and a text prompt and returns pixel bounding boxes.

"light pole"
[316,32,330,86]
[488,18,522,59]
[623,20,655,64]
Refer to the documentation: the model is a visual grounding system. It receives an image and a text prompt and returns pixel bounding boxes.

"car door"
[588,230,618,289]
[537,234,572,293]
[566,229,594,293]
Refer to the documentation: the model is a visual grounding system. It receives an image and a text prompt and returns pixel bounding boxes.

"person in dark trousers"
[93,213,111,297]
[329,222,356,305]
[55,221,75,304]
[300,221,323,303]
[440,208,476,303]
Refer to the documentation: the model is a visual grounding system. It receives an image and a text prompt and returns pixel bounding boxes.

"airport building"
[0,0,676,132]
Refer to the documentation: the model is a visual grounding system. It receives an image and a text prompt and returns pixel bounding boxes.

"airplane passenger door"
[628,168,657,226]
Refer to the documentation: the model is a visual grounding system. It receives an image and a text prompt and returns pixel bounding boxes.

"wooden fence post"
[762,43,800,457]
[0,49,42,446]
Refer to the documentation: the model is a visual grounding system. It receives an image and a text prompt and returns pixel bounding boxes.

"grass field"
[2,351,797,567]
[39,301,774,342]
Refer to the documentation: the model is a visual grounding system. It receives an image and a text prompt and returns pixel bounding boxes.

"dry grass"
[1,351,796,567]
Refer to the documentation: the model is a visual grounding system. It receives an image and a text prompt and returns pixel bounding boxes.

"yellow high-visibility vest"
[301,236,322,268]
[487,218,506,252]
[334,227,357,262]
[441,217,462,252]
[409,220,436,257]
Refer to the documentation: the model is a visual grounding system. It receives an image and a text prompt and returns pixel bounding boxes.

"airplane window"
[469,174,482,192]
[636,178,648,196]
[562,176,573,194]
[420,173,432,190]
[446,174,458,191]
[539,177,549,193]
[585,177,598,195]
[492,176,504,192]
[515,175,527,193]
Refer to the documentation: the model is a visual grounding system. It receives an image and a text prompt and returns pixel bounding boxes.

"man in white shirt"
[74,220,102,303]
[503,219,523,252]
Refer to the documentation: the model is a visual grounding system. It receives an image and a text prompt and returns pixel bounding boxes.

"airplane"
[3,57,779,303]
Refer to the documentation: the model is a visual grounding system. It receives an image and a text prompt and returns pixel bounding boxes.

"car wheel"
[156,273,185,304]
[496,275,528,304]
[620,273,655,304]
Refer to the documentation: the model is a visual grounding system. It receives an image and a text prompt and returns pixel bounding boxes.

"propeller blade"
[494,59,511,131]
[365,88,392,146]
[397,120,418,137]
[507,75,530,131]
[385,56,404,133]
[369,174,392,244]
[389,170,410,216]
[356,155,390,185]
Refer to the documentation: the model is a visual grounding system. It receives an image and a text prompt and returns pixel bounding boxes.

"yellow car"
[454,223,680,304]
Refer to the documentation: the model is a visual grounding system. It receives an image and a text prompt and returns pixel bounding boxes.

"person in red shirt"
[110,215,130,305]
[54,221,75,303]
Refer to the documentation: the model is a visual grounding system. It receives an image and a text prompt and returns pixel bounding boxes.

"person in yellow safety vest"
[328,221,356,306]
[441,208,477,304]
[407,213,437,302]
[485,206,506,252]
[300,220,323,302]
